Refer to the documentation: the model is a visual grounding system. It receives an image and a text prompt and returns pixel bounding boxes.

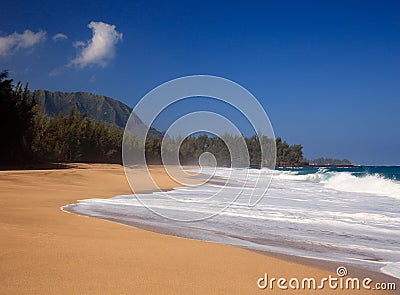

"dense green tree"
[31,107,123,163]
[275,137,304,166]
[0,70,36,164]
[145,138,162,164]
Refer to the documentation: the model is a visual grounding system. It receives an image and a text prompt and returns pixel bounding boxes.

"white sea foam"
[381,262,400,279]
[323,172,400,199]
[274,168,400,199]
[62,167,400,279]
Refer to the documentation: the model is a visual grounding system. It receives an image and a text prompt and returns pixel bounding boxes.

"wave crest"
[302,170,400,199]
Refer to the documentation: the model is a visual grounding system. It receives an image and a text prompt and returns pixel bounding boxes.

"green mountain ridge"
[33,90,164,139]
[33,89,144,129]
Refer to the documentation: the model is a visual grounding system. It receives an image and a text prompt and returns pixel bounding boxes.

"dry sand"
[0,164,396,294]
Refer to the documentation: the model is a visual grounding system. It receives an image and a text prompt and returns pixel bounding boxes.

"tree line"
[140,134,279,167]
[308,157,351,166]
[0,70,305,167]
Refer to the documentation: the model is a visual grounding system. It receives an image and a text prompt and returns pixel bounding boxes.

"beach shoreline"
[64,203,399,286]
[0,163,397,294]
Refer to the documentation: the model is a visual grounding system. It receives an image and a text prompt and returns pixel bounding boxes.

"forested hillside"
[1,70,307,167]
[33,89,140,128]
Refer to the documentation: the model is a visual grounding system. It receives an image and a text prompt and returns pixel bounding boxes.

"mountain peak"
[33,90,143,129]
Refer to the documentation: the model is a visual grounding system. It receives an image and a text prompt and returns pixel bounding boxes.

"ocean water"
[62,166,400,279]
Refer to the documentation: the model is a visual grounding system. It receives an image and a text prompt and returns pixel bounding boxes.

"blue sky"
[1,1,399,165]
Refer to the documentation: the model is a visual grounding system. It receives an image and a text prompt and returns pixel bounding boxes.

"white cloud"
[73,41,86,48]
[0,30,46,56]
[52,33,68,42]
[70,21,123,68]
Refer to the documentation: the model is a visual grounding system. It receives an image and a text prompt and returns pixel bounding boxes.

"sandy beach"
[0,164,396,294]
